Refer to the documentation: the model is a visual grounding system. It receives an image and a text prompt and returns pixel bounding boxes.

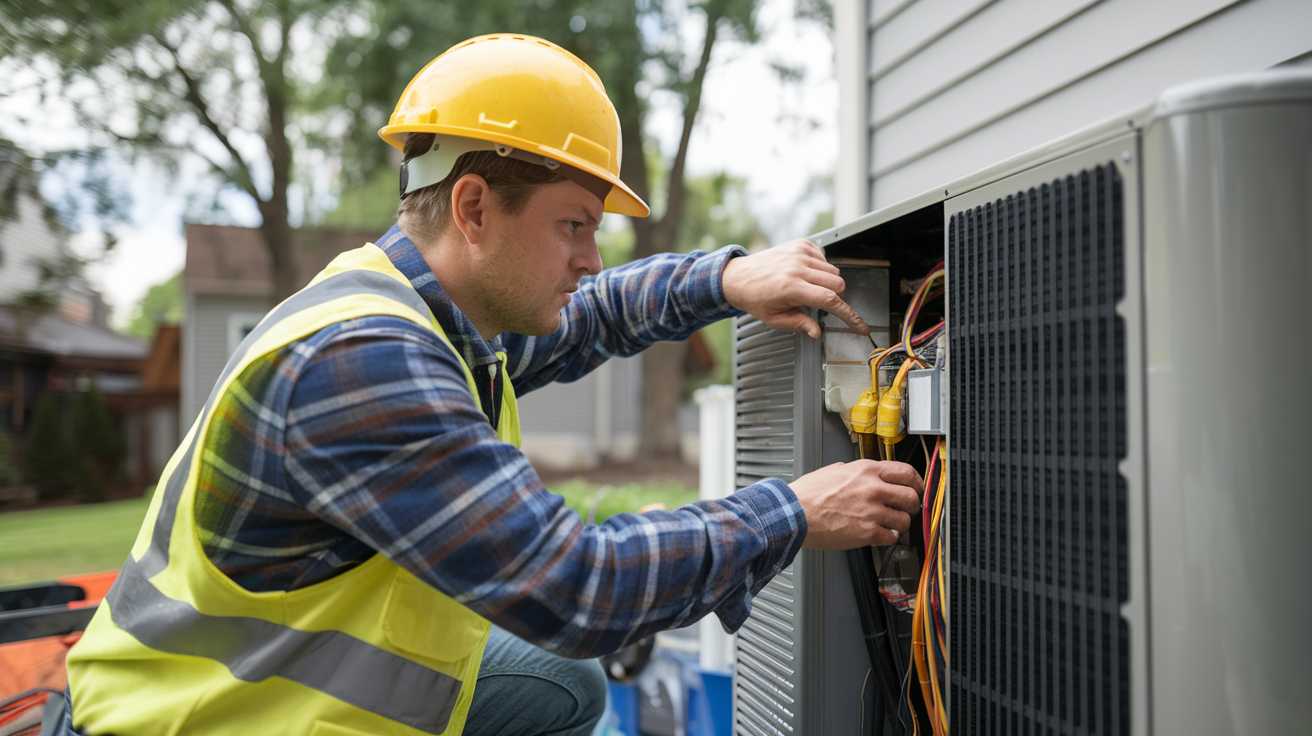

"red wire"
[912,320,944,346]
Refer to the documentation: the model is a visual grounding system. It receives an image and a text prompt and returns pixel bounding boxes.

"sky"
[3,0,837,326]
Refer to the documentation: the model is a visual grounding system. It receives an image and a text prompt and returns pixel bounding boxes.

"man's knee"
[468,642,608,736]
[568,656,607,726]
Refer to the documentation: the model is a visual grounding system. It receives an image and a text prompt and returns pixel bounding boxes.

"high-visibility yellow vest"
[66,243,520,735]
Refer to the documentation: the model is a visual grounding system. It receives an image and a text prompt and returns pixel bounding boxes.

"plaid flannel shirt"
[191,224,807,658]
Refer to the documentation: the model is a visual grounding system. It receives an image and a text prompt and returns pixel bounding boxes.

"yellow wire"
[903,269,944,361]
[865,268,951,733]
[925,451,950,733]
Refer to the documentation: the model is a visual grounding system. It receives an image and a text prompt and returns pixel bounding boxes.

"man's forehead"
[554,167,610,214]
[542,179,603,222]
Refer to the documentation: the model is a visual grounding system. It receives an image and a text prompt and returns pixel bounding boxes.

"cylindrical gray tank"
[1142,69,1312,735]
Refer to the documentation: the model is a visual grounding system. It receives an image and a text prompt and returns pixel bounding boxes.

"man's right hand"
[788,460,924,549]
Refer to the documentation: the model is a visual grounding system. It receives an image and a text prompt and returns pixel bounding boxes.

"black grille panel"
[948,165,1129,735]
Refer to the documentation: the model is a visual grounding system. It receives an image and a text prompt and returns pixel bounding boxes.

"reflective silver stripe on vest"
[105,265,463,734]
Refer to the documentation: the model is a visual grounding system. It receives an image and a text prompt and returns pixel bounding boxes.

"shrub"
[22,387,127,502]
[0,431,18,487]
[23,392,75,500]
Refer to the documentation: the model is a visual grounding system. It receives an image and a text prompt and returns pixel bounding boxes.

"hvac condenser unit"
[731,71,1311,735]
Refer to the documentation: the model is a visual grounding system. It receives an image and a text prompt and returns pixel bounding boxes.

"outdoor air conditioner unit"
[731,70,1311,735]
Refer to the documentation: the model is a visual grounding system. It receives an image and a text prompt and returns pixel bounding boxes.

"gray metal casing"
[732,70,1312,735]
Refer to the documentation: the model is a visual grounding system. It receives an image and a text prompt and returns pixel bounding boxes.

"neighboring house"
[0,305,180,491]
[183,224,711,469]
[834,0,1312,221]
[0,176,62,300]
[0,163,109,326]
[0,171,178,492]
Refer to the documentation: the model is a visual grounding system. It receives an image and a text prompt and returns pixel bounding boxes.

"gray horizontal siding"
[182,292,646,465]
[863,0,1312,211]
[516,354,640,436]
[183,294,270,426]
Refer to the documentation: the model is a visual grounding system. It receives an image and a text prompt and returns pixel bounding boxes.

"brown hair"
[396,133,567,243]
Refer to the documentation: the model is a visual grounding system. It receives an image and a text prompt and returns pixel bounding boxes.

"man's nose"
[572,239,603,276]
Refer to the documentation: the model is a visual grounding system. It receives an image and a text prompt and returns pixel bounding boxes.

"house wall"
[183,291,652,468]
[183,293,270,426]
[516,355,645,469]
[836,0,1312,219]
[0,196,63,298]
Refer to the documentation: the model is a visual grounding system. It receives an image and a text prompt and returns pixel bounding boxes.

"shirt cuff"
[713,477,808,633]
[688,244,748,321]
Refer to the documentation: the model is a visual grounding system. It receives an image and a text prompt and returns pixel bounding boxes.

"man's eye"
[568,220,585,233]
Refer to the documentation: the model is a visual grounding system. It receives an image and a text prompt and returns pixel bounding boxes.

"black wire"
[845,548,901,731]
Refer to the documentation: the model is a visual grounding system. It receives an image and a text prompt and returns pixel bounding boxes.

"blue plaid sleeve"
[283,317,807,658]
[502,245,745,394]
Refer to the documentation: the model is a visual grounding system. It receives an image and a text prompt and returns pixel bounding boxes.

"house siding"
[0,196,63,298]
[841,0,1312,213]
[183,289,648,468]
[183,294,270,426]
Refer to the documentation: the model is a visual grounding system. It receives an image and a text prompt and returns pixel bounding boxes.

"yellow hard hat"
[379,33,651,218]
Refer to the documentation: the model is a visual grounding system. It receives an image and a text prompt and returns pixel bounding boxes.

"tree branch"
[152,30,262,202]
[216,0,272,68]
[659,7,721,240]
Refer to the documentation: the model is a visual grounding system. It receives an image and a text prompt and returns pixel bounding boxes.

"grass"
[0,480,697,587]
[0,496,151,586]
[552,479,700,523]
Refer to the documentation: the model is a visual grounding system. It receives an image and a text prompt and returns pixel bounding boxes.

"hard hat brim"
[379,123,651,219]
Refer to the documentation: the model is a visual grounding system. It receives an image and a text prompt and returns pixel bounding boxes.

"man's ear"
[451,173,491,245]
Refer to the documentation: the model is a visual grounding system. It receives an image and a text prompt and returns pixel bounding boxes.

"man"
[61,34,922,735]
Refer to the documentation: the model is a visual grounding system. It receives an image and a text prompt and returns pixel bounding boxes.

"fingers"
[878,461,924,495]
[872,507,913,537]
[792,239,826,260]
[794,282,870,335]
[855,459,922,515]
[875,480,922,516]
[804,254,841,276]
[803,267,846,295]
[862,485,914,546]
[767,310,822,340]
[866,525,901,547]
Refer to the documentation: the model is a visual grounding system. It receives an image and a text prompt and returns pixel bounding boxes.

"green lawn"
[0,496,151,586]
[0,480,697,587]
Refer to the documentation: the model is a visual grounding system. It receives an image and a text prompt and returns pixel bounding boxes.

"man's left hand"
[722,240,869,340]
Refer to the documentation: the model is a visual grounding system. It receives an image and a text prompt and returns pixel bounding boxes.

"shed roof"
[0,306,147,360]
[184,224,380,297]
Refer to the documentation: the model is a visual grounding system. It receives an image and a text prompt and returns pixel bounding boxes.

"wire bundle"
[911,439,948,734]
[854,266,949,734]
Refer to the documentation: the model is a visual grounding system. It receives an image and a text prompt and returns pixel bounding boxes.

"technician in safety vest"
[60,34,923,735]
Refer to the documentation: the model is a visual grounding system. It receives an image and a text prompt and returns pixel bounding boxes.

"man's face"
[478,179,604,336]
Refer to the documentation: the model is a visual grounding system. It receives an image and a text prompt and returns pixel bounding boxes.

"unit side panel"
[733,315,804,735]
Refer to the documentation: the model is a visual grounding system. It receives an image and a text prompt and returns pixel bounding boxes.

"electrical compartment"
[815,204,950,733]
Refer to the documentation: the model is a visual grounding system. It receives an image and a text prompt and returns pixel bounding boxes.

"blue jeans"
[54,626,607,735]
[466,626,608,736]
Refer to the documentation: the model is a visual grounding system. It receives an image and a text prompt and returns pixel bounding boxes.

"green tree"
[1,0,341,300]
[0,431,19,488]
[70,385,126,502]
[323,0,827,456]
[124,271,184,340]
[19,388,126,502]
[23,393,74,500]
[1,137,127,325]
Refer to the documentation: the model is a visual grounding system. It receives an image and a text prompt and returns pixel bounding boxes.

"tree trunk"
[624,7,726,460]
[638,340,691,459]
[260,27,297,302]
[258,202,297,301]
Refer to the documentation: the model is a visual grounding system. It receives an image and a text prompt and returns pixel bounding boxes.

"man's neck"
[417,232,502,341]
